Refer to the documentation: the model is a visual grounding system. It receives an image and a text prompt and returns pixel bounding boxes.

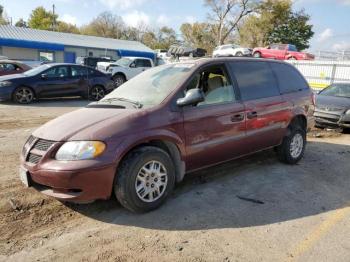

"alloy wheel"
[114,75,125,87]
[135,160,168,203]
[90,86,105,101]
[14,87,34,104]
[290,133,304,159]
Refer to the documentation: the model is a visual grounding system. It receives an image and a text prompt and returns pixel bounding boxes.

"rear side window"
[229,61,279,101]
[270,63,309,94]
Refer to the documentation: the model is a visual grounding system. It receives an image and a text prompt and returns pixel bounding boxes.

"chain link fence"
[287,60,350,90]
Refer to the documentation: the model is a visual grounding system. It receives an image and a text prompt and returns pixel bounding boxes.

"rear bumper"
[22,163,116,202]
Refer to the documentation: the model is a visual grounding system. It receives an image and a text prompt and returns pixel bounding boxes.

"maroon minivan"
[20,58,315,212]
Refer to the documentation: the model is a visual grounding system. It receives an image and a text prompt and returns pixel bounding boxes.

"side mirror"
[130,62,136,68]
[177,89,205,107]
[41,73,47,79]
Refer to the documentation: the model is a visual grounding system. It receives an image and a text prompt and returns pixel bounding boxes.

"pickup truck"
[252,44,314,60]
[107,57,154,87]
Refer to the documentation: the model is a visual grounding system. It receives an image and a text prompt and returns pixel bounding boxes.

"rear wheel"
[89,85,105,101]
[288,57,297,60]
[276,126,306,164]
[113,74,126,87]
[13,87,34,104]
[115,146,175,213]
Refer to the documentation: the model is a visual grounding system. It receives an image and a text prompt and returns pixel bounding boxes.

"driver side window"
[44,66,69,78]
[185,65,235,106]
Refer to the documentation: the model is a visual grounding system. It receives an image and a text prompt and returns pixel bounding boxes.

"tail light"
[311,92,316,105]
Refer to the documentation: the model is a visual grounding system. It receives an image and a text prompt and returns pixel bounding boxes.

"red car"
[0,60,31,76]
[252,44,315,60]
[20,58,315,212]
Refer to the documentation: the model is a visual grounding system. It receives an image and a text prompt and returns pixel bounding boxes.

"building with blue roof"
[0,25,155,63]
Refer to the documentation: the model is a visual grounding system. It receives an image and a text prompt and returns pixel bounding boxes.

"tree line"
[0,0,314,53]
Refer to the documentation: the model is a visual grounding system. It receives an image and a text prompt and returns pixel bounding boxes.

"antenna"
[52,4,56,31]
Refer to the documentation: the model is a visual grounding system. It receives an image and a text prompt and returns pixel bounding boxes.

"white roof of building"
[0,25,153,52]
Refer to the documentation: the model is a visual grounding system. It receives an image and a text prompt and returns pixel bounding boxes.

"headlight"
[0,81,12,87]
[55,141,106,161]
[346,109,350,115]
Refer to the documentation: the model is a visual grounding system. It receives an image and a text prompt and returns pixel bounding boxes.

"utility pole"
[52,4,56,31]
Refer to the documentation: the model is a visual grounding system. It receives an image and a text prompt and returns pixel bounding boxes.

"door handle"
[247,111,258,119]
[231,113,244,122]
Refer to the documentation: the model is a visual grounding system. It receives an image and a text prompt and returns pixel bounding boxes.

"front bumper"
[314,110,350,128]
[22,164,116,202]
[0,87,14,101]
[20,136,118,202]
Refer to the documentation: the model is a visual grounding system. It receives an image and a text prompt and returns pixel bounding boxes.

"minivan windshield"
[102,63,194,107]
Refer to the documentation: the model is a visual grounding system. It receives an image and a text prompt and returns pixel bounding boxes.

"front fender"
[113,129,186,165]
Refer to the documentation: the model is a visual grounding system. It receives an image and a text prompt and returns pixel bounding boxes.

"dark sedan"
[314,83,350,129]
[0,63,115,104]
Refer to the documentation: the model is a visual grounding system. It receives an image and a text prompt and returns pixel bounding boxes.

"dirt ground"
[1,98,350,262]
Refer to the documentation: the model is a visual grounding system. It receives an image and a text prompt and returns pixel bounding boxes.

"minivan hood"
[33,107,142,141]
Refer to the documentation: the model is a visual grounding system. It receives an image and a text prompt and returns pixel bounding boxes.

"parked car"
[108,57,154,87]
[19,58,315,212]
[0,60,31,76]
[252,44,315,60]
[168,45,207,58]
[213,44,252,57]
[0,63,115,104]
[76,56,116,68]
[314,83,350,129]
[155,49,169,59]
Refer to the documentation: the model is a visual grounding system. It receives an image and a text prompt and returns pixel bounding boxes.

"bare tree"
[205,0,258,45]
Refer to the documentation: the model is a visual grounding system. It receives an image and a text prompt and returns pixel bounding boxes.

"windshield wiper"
[102,97,143,108]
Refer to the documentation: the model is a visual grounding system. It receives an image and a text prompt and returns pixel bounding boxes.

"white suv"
[108,57,154,87]
[213,44,252,57]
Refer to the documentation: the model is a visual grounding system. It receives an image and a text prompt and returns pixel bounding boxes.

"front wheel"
[253,52,261,58]
[113,74,126,87]
[13,87,35,104]
[236,52,243,57]
[115,146,175,213]
[276,128,306,164]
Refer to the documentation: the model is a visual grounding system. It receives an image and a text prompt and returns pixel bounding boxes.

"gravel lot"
[0,98,350,262]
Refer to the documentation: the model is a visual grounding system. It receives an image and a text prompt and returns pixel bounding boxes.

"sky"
[1,0,350,52]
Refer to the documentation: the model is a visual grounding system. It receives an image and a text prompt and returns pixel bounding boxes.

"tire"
[253,52,261,58]
[288,57,297,60]
[13,86,35,104]
[89,85,105,101]
[115,146,175,213]
[276,126,306,164]
[236,52,243,57]
[113,74,126,87]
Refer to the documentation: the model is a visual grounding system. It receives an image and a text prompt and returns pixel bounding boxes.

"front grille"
[22,135,36,157]
[33,139,55,151]
[316,105,345,113]
[27,153,41,164]
[27,135,35,145]
[23,136,57,165]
